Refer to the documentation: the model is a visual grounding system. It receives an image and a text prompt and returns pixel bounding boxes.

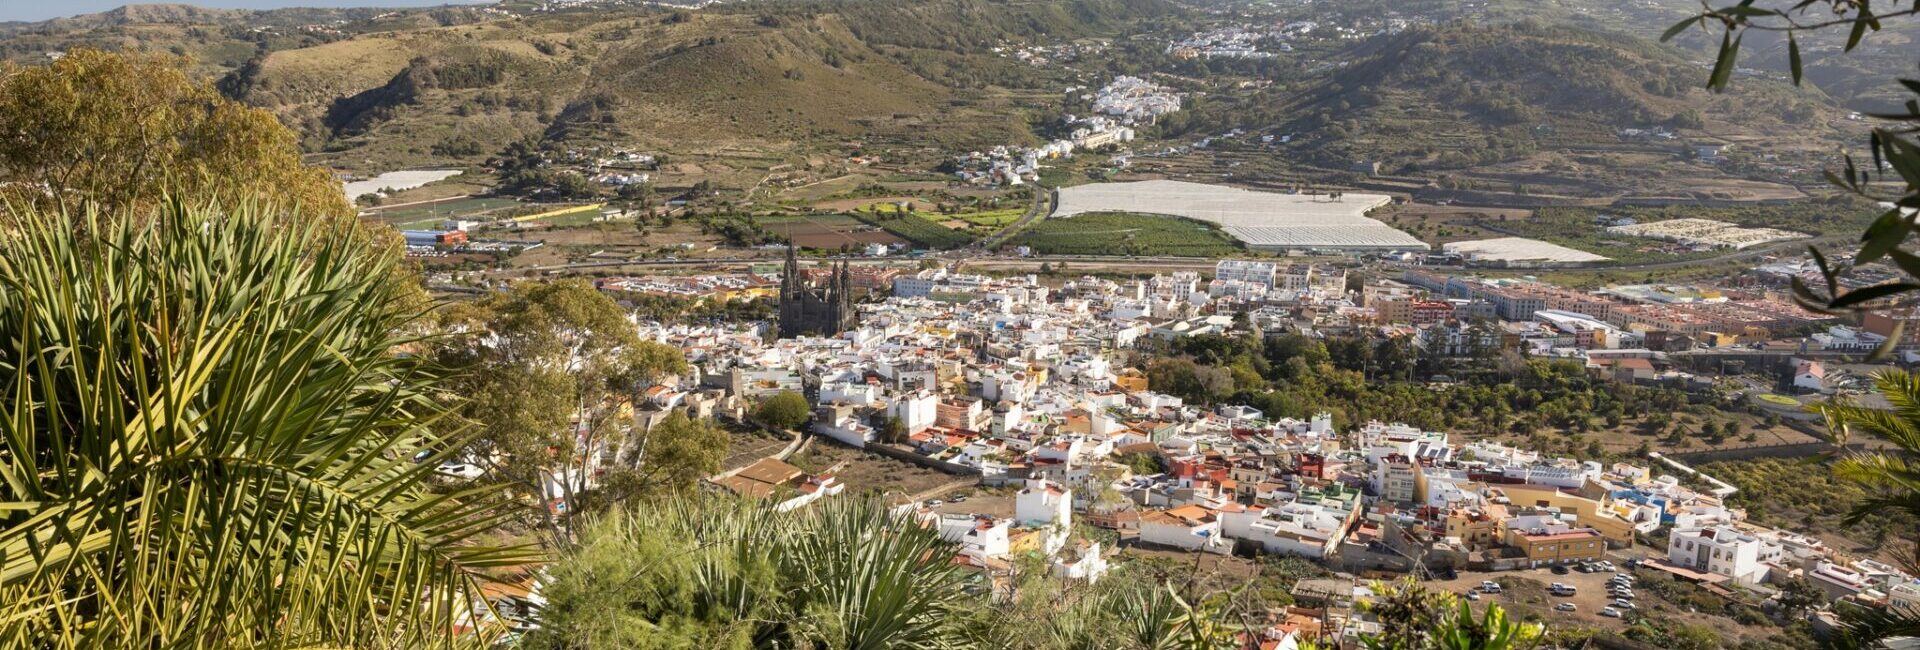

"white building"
[1016,478,1073,528]
[1669,526,1770,586]
[888,390,939,434]
[1792,359,1826,392]
[813,407,876,448]
[1139,505,1224,552]
[936,514,1011,560]
[1218,501,1353,559]
[1052,541,1110,583]
[1215,259,1279,287]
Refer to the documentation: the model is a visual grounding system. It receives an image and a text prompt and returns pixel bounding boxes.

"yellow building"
[1499,484,1636,548]
[1443,505,1508,547]
[1113,368,1148,392]
[1504,528,1606,566]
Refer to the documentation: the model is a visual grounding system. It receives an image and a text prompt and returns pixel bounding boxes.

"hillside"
[0,4,491,80]
[1278,22,1847,174]
[168,0,1172,172]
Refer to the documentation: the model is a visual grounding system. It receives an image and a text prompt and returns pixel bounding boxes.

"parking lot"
[1428,563,1640,628]
[926,491,1015,519]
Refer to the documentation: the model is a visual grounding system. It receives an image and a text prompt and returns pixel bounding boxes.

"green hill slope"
[1275,22,1846,172]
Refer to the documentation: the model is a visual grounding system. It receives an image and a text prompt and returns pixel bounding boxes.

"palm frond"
[0,200,539,648]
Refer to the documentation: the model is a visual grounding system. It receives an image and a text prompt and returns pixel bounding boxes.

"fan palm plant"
[0,201,537,648]
[1812,370,1920,649]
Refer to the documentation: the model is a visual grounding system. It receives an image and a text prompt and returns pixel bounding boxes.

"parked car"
[927,499,944,508]
[950,495,968,503]
[1600,607,1622,618]
[1555,603,1577,612]
[1613,599,1636,610]
[435,462,483,480]
[1465,591,1481,601]
[1551,565,1570,575]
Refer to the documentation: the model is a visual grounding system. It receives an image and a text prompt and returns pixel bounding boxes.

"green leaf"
[1708,31,1740,91]
[1788,31,1803,85]
[1830,282,1920,309]
[1857,208,1910,264]
[1887,249,1920,281]
[1660,16,1701,42]
[1876,131,1920,189]
[1869,320,1905,361]
[1811,245,1839,298]
[1847,13,1871,51]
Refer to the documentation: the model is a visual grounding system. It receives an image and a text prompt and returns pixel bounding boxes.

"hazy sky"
[2,1,496,23]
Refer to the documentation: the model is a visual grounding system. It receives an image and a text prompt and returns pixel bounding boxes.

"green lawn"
[1009,212,1243,257]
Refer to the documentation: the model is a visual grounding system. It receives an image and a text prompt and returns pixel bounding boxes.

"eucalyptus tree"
[0,49,353,219]
[430,279,716,542]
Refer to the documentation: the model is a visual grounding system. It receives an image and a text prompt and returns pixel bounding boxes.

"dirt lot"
[1373,203,1532,245]
[1430,563,1786,646]
[784,440,970,499]
[761,214,905,249]
[926,491,1014,518]
[721,426,795,471]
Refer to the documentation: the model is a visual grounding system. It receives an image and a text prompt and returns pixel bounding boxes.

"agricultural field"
[1010,212,1244,257]
[810,196,937,213]
[951,208,1025,228]
[758,214,905,250]
[364,197,525,230]
[1499,203,1881,264]
[1052,180,1421,251]
[847,211,974,250]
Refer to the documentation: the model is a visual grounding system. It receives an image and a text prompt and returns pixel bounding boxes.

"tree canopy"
[431,279,700,541]
[755,390,812,430]
[0,49,353,218]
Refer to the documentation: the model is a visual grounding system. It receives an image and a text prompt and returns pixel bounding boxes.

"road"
[973,185,1052,250]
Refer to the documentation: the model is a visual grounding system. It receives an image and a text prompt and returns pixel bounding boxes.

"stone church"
[777,244,855,338]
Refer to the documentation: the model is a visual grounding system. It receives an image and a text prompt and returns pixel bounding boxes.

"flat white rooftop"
[1052,180,1427,251]
[1443,237,1610,264]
